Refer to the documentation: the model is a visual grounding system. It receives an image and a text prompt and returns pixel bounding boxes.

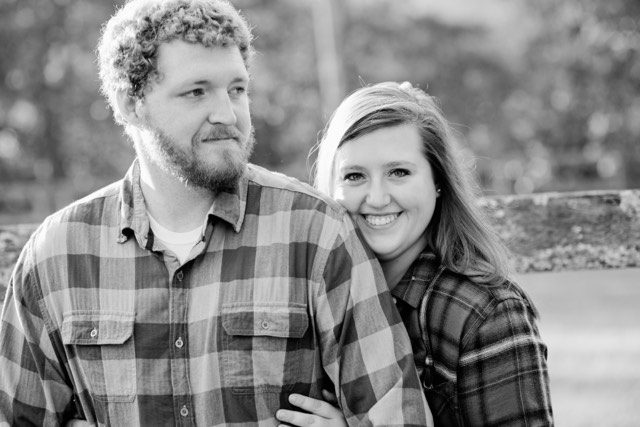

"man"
[0,0,431,425]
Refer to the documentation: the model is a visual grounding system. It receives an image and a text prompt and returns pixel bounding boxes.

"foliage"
[0,0,638,223]
[512,0,640,191]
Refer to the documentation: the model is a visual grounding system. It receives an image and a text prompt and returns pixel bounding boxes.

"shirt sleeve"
[313,215,433,426]
[0,239,76,425]
[457,296,553,426]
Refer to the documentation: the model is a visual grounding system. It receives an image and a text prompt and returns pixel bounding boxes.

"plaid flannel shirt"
[0,160,430,426]
[392,253,553,426]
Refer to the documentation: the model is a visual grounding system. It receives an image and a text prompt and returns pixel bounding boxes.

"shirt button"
[175,337,184,348]
[176,271,184,281]
[260,320,269,329]
[90,328,98,338]
[180,405,189,417]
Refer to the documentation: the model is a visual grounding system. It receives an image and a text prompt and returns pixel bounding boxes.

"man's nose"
[207,91,237,125]
[366,181,391,208]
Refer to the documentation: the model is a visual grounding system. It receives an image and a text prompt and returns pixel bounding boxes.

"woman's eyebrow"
[384,160,416,168]
[338,164,366,171]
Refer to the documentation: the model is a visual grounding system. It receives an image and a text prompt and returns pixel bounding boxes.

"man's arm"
[457,297,553,426]
[314,216,432,426]
[0,240,76,425]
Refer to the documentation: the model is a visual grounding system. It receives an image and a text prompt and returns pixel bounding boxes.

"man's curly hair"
[98,0,254,124]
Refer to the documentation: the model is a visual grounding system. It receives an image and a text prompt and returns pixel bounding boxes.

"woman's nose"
[365,182,391,208]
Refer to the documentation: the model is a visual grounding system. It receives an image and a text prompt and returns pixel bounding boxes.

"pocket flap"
[61,311,135,345]
[222,303,308,338]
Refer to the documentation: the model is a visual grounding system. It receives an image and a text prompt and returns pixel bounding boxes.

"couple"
[0,0,552,425]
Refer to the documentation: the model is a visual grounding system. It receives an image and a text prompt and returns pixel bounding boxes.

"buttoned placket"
[170,266,194,425]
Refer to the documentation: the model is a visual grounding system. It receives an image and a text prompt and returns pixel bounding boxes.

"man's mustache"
[196,125,243,143]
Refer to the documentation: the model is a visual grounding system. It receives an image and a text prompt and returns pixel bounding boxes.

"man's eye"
[344,172,364,182]
[389,168,409,178]
[184,88,205,97]
[230,86,246,96]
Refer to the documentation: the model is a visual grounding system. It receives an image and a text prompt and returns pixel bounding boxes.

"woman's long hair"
[312,81,511,283]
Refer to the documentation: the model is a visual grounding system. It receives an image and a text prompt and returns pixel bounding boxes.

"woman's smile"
[362,212,401,227]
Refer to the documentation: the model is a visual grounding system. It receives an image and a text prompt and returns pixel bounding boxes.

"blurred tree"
[0,0,132,218]
[336,1,519,193]
[236,0,324,180]
[514,0,640,191]
[1,0,639,224]
[311,0,346,118]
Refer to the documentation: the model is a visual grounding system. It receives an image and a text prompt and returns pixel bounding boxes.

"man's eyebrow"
[179,76,249,86]
[230,76,249,84]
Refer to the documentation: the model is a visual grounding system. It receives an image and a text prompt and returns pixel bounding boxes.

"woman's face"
[332,123,438,264]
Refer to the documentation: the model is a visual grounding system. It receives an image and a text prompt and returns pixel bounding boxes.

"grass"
[516,268,640,426]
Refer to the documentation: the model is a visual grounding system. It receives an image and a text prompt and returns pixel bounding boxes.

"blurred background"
[1,0,640,223]
[0,0,638,424]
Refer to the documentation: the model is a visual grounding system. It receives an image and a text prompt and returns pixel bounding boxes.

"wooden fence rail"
[1,189,639,304]
[480,189,640,273]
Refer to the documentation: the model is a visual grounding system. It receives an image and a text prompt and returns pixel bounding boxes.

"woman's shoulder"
[421,262,537,344]
[430,265,532,311]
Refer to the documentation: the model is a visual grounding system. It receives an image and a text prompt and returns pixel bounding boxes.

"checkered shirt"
[392,252,553,426]
[0,160,430,426]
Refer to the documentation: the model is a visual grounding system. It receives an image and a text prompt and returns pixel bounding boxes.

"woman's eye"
[389,168,410,178]
[343,172,364,182]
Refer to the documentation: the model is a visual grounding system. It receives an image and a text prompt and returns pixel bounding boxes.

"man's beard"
[147,124,255,194]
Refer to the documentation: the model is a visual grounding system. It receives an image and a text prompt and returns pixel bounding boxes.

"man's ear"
[115,90,144,126]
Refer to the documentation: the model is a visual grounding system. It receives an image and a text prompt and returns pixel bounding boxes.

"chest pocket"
[221,302,309,394]
[61,311,136,402]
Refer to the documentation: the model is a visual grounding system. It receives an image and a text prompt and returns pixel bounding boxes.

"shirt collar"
[117,159,248,244]
[391,252,443,308]
[117,160,147,244]
[207,167,248,233]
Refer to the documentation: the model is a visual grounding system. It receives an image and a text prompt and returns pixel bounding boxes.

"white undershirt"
[147,212,206,264]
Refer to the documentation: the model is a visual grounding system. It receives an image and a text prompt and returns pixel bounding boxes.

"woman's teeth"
[365,214,399,226]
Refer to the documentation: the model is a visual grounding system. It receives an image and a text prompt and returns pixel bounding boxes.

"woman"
[276,82,553,426]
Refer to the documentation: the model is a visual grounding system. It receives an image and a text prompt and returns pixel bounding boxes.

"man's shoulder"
[44,180,122,226]
[31,180,123,248]
[245,164,346,217]
[12,180,123,283]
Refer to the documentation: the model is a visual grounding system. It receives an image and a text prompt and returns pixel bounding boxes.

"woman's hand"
[65,421,93,427]
[276,390,347,427]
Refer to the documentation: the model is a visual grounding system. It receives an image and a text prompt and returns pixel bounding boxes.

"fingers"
[65,421,93,427]
[275,408,318,426]
[321,389,338,405]
[276,393,346,426]
[275,408,347,427]
[288,393,342,418]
